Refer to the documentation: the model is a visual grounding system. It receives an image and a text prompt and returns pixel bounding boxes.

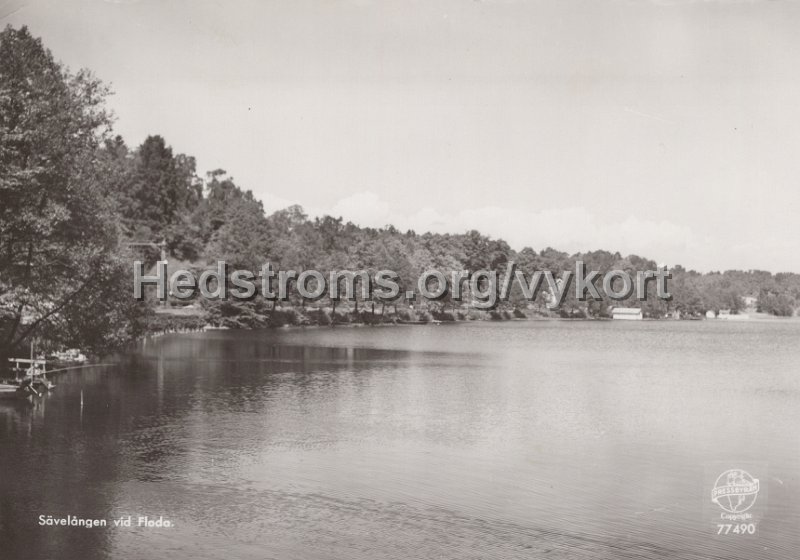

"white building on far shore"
[612,307,643,320]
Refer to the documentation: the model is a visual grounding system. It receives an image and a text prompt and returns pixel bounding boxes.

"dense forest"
[1,26,799,364]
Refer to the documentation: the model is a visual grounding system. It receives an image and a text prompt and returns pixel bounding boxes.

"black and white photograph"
[1,1,799,558]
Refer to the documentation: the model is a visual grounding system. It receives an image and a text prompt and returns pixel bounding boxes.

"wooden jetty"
[5,357,55,394]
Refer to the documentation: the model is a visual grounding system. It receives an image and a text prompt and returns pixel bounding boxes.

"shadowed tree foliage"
[0,25,149,368]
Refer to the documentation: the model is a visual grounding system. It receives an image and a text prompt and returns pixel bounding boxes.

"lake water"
[1,320,798,559]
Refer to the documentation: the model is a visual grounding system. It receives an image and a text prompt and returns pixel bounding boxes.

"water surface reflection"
[1,321,798,559]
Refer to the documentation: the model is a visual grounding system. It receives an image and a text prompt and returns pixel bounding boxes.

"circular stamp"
[711,469,760,514]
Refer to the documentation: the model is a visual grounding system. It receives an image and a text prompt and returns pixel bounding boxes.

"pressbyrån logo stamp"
[711,469,760,514]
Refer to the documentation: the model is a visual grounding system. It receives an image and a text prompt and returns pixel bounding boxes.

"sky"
[3,0,800,273]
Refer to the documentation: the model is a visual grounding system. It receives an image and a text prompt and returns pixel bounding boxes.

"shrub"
[397,309,416,322]
[310,308,332,326]
[360,311,384,325]
[465,309,484,321]
[513,308,527,319]
[433,310,456,321]
[417,310,434,323]
[269,308,303,327]
[332,310,351,324]
[528,308,552,318]
[558,308,586,319]
[148,314,207,333]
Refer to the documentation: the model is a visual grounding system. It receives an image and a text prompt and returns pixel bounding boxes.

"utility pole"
[128,240,168,307]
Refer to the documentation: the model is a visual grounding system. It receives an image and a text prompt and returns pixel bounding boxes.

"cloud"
[330,192,391,228]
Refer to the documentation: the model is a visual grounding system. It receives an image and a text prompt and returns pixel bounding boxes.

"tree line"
[1,26,798,363]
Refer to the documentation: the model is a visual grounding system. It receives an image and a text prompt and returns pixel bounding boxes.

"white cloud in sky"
[330,192,391,227]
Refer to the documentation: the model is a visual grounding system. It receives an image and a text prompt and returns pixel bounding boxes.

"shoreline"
[142,309,799,339]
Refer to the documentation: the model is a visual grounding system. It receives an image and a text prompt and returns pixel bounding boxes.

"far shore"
[142,305,799,339]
